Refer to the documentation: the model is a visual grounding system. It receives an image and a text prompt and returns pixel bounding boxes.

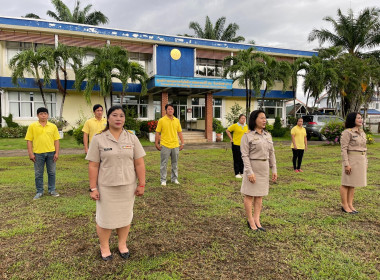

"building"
[0,16,316,141]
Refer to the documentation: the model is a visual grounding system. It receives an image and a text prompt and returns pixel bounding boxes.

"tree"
[289,58,308,117]
[223,47,257,118]
[25,0,109,26]
[9,46,55,108]
[75,45,148,112]
[53,43,83,119]
[308,7,380,56]
[186,16,246,43]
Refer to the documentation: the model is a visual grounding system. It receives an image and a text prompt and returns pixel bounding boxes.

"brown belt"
[348,151,366,155]
[250,158,267,161]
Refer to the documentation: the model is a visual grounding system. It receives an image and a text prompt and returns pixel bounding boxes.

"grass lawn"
[0,143,379,279]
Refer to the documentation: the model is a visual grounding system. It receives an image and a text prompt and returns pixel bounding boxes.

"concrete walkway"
[0,140,325,157]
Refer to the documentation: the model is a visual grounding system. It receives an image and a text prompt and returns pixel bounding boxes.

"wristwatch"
[89,188,97,192]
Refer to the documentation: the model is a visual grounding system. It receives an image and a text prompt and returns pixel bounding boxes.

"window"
[153,95,161,120]
[191,97,222,119]
[8,91,56,118]
[129,52,152,72]
[257,100,283,118]
[376,103,379,110]
[6,42,54,64]
[195,58,223,78]
[112,95,148,118]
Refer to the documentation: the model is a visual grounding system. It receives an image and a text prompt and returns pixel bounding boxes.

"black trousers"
[292,148,304,170]
[232,143,244,175]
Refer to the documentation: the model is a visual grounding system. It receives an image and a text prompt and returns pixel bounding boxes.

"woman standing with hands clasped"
[340,112,367,214]
[240,110,277,232]
[226,114,248,178]
[86,105,146,261]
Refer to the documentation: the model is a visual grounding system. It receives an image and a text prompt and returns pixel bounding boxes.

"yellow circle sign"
[170,49,181,60]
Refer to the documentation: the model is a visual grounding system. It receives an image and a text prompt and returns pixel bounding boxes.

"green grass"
[0,143,379,279]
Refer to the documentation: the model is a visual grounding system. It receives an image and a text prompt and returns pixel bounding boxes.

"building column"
[161,92,168,117]
[205,92,213,142]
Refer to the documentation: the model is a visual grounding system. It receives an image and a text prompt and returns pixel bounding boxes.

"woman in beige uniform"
[86,105,146,260]
[240,110,277,232]
[340,112,367,214]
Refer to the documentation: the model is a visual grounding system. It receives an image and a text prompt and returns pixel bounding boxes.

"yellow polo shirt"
[25,121,60,153]
[290,125,307,149]
[156,115,182,149]
[82,117,107,142]
[227,123,248,146]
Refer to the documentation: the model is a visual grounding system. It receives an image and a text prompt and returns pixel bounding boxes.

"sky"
[0,0,379,101]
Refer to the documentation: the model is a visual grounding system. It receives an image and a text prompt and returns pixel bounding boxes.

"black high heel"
[255,223,266,232]
[341,207,355,214]
[247,221,258,232]
[100,251,113,261]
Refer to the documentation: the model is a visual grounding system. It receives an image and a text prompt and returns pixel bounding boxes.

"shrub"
[49,117,68,130]
[266,124,274,132]
[2,114,19,128]
[0,126,28,138]
[140,121,149,133]
[73,124,84,145]
[320,119,345,145]
[225,103,244,126]
[287,116,297,126]
[147,120,158,132]
[366,133,375,144]
[213,118,225,133]
[271,117,286,137]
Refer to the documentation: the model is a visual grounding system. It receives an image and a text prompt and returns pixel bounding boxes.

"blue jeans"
[34,152,56,194]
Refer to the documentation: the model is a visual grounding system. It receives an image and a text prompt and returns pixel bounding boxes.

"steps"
[181,131,208,144]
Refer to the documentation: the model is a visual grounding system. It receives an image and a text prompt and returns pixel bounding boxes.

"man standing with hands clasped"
[155,104,185,186]
[82,104,107,154]
[25,107,60,200]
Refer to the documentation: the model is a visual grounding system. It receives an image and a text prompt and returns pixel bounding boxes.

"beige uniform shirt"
[240,130,277,176]
[86,130,146,187]
[340,128,367,167]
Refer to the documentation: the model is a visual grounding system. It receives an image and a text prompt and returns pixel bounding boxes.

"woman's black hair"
[248,110,266,131]
[238,114,246,120]
[102,105,125,132]
[345,112,359,129]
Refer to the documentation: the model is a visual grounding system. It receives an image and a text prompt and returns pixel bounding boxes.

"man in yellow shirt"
[155,104,184,186]
[291,117,307,173]
[82,104,107,154]
[226,114,248,178]
[25,107,60,199]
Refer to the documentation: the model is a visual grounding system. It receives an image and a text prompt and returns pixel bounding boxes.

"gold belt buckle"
[362,151,365,155]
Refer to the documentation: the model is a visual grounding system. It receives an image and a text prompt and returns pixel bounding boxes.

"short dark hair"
[37,107,48,114]
[238,114,246,120]
[165,103,174,110]
[93,104,103,112]
[345,112,359,129]
[248,110,266,131]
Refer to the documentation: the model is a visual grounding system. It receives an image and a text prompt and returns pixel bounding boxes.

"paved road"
[0,140,325,157]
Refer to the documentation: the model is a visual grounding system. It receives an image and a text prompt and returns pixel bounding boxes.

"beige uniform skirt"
[341,153,367,187]
[96,183,136,229]
[241,159,270,196]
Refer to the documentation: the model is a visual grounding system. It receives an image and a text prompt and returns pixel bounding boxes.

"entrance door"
[174,105,187,128]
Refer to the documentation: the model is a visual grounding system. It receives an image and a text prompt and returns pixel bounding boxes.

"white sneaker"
[173,179,180,185]
[161,181,166,186]
[235,174,242,179]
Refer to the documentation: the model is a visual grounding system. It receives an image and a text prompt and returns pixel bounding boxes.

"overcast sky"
[1,0,379,51]
[1,0,379,102]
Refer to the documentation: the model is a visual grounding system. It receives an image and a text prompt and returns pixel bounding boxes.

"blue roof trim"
[360,109,380,115]
[214,88,294,99]
[0,16,317,57]
[148,75,233,90]
[0,77,142,92]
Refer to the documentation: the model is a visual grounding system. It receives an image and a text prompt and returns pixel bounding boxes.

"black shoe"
[255,223,266,232]
[247,221,258,232]
[351,210,359,214]
[341,207,354,214]
[118,250,130,259]
[100,251,113,261]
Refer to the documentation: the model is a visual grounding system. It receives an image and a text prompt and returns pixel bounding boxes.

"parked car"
[302,115,344,140]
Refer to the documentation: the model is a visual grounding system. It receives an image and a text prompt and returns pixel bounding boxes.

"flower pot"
[148,132,155,142]
[216,133,223,142]
[58,130,64,139]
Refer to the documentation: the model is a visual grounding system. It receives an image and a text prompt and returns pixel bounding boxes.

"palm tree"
[75,45,148,112]
[289,58,309,117]
[25,0,109,26]
[9,46,55,108]
[223,47,257,118]
[187,16,245,43]
[53,43,83,119]
[308,7,380,56]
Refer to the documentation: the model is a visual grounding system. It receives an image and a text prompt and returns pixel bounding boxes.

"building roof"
[0,16,317,57]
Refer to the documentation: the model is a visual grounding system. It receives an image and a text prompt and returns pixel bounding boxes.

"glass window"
[195,58,224,77]
[113,94,148,118]
[8,91,56,118]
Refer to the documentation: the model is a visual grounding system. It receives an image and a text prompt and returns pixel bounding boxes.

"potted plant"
[213,118,224,142]
[49,117,68,138]
[147,120,158,142]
